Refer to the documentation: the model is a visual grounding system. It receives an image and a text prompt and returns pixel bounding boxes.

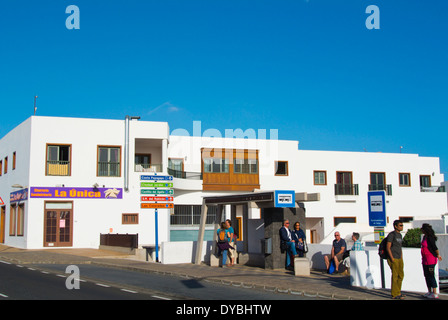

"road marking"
[57,274,66,278]
[28,268,36,271]
[151,295,172,300]
[96,283,110,288]
[121,289,138,294]
[41,271,50,274]
[0,260,11,265]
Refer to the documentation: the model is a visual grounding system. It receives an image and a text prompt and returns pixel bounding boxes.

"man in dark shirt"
[386,220,404,299]
[324,232,346,273]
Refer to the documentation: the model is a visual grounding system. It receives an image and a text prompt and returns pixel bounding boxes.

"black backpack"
[378,236,388,259]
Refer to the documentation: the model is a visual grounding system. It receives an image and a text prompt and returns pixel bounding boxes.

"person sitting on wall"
[324,231,346,274]
[292,221,307,257]
[279,219,299,270]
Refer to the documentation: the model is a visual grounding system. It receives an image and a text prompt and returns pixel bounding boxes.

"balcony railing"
[46,160,70,176]
[334,184,359,196]
[369,184,393,196]
[167,168,203,180]
[135,163,163,173]
[421,186,446,192]
[98,162,120,177]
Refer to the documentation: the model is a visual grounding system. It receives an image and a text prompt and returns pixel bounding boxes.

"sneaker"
[428,293,439,299]
[422,292,432,298]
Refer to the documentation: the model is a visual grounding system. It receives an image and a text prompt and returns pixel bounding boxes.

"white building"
[0,116,446,250]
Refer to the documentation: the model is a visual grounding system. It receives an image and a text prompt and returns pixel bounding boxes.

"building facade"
[0,116,446,249]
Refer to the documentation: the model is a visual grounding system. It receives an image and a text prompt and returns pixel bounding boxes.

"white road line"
[16,265,23,268]
[0,293,8,298]
[96,283,110,288]
[57,274,66,278]
[151,295,172,300]
[120,289,138,294]
[41,271,50,274]
[27,268,36,271]
[0,260,11,265]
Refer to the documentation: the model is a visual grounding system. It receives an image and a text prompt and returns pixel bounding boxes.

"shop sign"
[30,187,123,199]
[10,189,28,203]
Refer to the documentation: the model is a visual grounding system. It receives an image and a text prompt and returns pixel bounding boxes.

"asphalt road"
[0,260,167,300]
[0,260,318,300]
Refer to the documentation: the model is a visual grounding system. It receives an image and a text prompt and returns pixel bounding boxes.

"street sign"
[141,189,174,195]
[141,203,174,209]
[141,175,173,181]
[274,190,295,208]
[141,196,173,202]
[368,190,387,227]
[374,227,385,244]
[141,182,173,188]
[0,197,4,205]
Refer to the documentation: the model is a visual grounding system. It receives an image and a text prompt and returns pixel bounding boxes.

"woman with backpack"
[217,222,233,268]
[420,223,443,299]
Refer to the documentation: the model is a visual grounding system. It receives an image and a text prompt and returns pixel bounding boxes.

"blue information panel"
[368,190,387,227]
[274,190,295,208]
[141,175,173,181]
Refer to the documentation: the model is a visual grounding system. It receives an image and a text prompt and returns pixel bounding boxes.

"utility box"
[262,238,272,254]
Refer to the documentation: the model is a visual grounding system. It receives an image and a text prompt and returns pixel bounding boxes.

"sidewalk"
[0,245,445,300]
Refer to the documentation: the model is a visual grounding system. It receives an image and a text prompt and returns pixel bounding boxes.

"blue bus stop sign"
[368,190,387,227]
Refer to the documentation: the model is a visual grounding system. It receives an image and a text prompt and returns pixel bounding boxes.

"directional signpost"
[140,174,174,262]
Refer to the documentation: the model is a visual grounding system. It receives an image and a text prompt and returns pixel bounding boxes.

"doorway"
[44,202,73,247]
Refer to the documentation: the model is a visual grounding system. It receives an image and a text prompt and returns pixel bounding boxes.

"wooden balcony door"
[44,202,73,247]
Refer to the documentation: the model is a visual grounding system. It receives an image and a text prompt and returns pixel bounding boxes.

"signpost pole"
[155,208,159,263]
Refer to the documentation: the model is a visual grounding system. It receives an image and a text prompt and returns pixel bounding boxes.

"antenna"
[33,96,38,115]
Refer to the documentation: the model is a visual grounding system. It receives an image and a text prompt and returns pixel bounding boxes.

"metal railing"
[334,184,359,196]
[98,162,120,177]
[167,168,202,180]
[369,184,393,196]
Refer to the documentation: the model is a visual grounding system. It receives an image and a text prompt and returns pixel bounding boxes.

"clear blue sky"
[1,1,447,178]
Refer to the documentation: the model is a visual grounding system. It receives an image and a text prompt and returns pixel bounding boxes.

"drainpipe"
[124,115,140,192]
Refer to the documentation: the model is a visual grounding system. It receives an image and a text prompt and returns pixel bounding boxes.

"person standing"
[386,220,405,299]
[217,222,232,268]
[225,219,237,266]
[420,223,443,299]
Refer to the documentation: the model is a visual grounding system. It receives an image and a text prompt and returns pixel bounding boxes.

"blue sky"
[1,0,447,177]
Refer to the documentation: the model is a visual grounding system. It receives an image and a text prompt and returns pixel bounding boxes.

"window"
[9,205,16,236]
[314,171,327,185]
[135,154,151,170]
[399,216,413,223]
[399,173,411,187]
[235,158,258,174]
[0,160,2,176]
[370,172,386,190]
[122,214,139,225]
[13,152,16,170]
[420,175,431,188]
[203,158,229,173]
[98,146,121,177]
[275,161,288,176]
[16,204,24,236]
[334,217,356,226]
[171,205,217,225]
[47,144,71,176]
[335,171,357,195]
[4,157,7,174]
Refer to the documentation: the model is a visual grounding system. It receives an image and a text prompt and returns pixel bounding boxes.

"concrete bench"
[294,257,310,276]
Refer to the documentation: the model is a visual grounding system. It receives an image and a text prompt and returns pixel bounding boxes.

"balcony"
[167,168,202,180]
[135,163,163,173]
[369,184,393,196]
[46,160,71,176]
[334,184,359,196]
[420,186,446,192]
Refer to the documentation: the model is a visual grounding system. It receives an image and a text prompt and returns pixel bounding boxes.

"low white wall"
[350,247,440,294]
[161,240,213,264]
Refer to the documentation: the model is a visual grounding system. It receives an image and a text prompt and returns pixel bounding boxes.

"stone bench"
[294,257,311,276]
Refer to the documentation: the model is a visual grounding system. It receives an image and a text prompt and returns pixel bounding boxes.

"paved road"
[0,260,168,300]
[31,263,321,300]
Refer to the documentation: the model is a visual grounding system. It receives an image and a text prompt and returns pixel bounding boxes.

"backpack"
[218,229,227,243]
[378,236,388,259]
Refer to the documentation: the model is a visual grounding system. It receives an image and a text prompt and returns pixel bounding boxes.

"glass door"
[44,202,73,247]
